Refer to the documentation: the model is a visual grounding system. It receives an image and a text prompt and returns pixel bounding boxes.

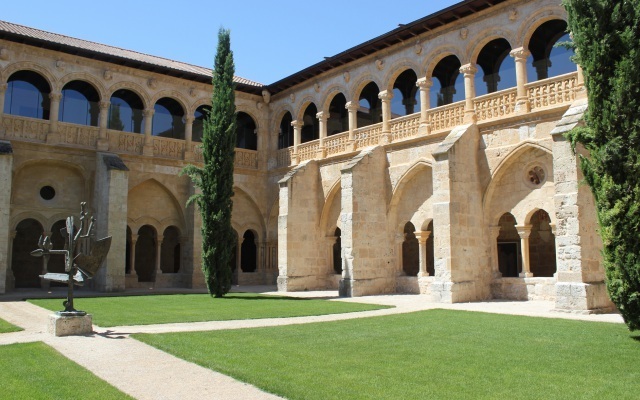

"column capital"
[0,83,7,93]
[414,230,431,243]
[515,225,532,239]
[184,115,195,124]
[49,92,62,102]
[378,90,393,101]
[459,63,478,76]
[345,101,359,112]
[131,234,139,243]
[99,101,111,110]
[510,47,531,61]
[316,111,329,121]
[143,108,155,118]
[291,120,303,129]
[416,77,433,89]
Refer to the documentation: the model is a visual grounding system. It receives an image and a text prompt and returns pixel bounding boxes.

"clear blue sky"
[3,1,460,85]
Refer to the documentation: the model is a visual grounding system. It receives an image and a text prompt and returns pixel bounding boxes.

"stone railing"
[276,147,293,168]
[153,136,185,160]
[1,115,49,142]
[325,131,350,156]
[526,72,577,111]
[391,113,420,142]
[354,123,382,150]
[192,142,204,162]
[428,101,465,133]
[109,130,144,155]
[298,141,319,162]
[474,88,517,122]
[235,148,258,169]
[58,122,100,148]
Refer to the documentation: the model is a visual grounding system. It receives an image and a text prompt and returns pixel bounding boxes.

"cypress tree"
[563,0,640,330]
[182,28,236,297]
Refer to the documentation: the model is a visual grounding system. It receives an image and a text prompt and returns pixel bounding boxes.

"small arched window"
[4,71,51,119]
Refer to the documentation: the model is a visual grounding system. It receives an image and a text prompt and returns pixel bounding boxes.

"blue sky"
[3,1,460,85]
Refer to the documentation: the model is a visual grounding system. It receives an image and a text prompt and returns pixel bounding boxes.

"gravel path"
[0,290,624,399]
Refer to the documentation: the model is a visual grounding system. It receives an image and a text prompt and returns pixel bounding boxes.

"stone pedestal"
[48,314,93,337]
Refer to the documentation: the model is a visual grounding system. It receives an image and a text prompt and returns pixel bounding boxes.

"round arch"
[2,62,58,92]
[422,45,466,78]
[59,72,107,101]
[382,59,421,92]
[517,6,568,49]
[320,85,349,114]
[106,81,151,110]
[467,29,516,65]
[349,74,383,102]
[319,178,342,236]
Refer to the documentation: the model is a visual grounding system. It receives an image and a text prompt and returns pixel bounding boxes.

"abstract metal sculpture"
[31,202,111,316]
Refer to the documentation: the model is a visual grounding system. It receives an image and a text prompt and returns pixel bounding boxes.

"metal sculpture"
[31,202,111,316]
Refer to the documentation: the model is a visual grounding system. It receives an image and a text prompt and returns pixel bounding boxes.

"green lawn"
[135,310,640,400]
[0,317,21,333]
[1,342,132,399]
[29,293,390,327]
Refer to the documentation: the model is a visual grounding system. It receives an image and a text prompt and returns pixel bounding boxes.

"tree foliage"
[182,28,236,297]
[563,0,640,330]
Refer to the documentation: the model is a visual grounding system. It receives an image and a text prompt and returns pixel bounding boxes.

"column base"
[46,132,61,144]
[48,313,93,337]
[142,143,154,157]
[96,137,109,151]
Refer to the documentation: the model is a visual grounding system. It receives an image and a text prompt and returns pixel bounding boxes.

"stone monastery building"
[0,0,615,313]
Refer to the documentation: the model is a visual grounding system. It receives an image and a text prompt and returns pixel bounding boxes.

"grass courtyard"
[134,309,640,400]
[28,293,390,327]
[0,317,21,333]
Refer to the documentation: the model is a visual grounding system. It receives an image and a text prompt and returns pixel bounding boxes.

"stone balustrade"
[297,141,319,162]
[526,72,577,111]
[354,123,383,149]
[324,132,350,156]
[391,114,421,142]
[473,88,517,122]
[428,101,465,133]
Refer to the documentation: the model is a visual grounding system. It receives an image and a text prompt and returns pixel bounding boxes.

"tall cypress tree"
[563,0,640,330]
[182,28,236,297]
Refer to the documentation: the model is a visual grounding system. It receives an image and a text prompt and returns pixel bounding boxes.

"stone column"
[459,63,478,123]
[142,108,155,156]
[46,92,62,143]
[129,234,138,276]
[345,101,358,151]
[510,47,531,113]
[0,83,7,133]
[155,239,163,276]
[6,231,16,291]
[395,233,404,274]
[415,230,431,277]
[0,141,13,293]
[488,225,502,279]
[516,225,533,277]
[416,78,432,134]
[184,115,194,160]
[97,100,110,151]
[378,90,393,144]
[291,120,302,165]
[316,111,328,158]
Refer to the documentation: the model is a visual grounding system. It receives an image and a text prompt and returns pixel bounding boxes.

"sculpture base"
[48,313,93,337]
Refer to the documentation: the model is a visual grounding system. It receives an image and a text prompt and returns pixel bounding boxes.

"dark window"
[4,71,51,119]
[236,112,257,150]
[60,81,100,126]
[109,89,144,133]
[431,56,464,107]
[278,112,294,149]
[153,98,185,139]
[192,105,211,142]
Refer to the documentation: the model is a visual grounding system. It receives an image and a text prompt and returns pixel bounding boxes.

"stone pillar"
[185,183,204,288]
[97,100,110,151]
[510,47,531,113]
[459,64,478,124]
[394,233,404,274]
[416,78,432,134]
[6,231,16,291]
[576,65,587,99]
[316,111,328,158]
[46,92,62,143]
[345,101,358,151]
[155,239,163,276]
[183,115,194,160]
[378,90,393,144]
[516,225,533,277]
[415,230,431,277]
[142,108,155,156]
[488,225,502,279]
[339,147,395,297]
[277,160,324,291]
[291,120,302,165]
[0,83,7,133]
[93,153,129,291]
[0,141,13,294]
[129,234,138,276]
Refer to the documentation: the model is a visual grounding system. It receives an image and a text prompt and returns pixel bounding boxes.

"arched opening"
[475,38,514,96]
[391,69,420,117]
[192,105,211,142]
[333,227,342,274]
[109,89,144,133]
[161,226,181,273]
[301,103,319,143]
[125,226,132,274]
[278,112,294,149]
[12,219,44,288]
[425,221,435,276]
[60,80,100,126]
[236,112,257,150]
[135,225,156,282]
[527,20,574,81]
[402,222,419,276]
[240,230,257,273]
[529,209,556,277]
[497,213,521,277]
[358,82,381,127]
[153,97,185,139]
[327,93,348,135]
[431,55,464,107]
[4,71,51,119]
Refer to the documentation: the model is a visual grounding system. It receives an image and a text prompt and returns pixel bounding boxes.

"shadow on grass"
[631,335,640,342]
[221,295,312,301]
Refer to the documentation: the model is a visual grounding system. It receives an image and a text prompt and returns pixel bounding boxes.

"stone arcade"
[0,0,615,313]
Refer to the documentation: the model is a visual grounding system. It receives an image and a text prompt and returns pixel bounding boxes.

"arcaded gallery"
[0,0,614,313]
